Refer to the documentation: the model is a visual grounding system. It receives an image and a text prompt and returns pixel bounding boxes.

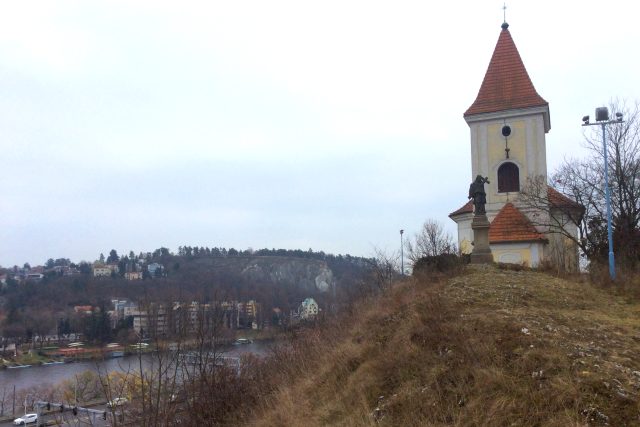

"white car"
[13,413,38,425]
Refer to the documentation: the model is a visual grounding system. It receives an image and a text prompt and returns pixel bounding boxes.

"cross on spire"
[502,3,507,23]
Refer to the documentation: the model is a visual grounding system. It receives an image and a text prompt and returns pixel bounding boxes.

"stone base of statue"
[470,214,493,264]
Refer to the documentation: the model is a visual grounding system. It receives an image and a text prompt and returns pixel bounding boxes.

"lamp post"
[400,230,404,276]
[74,374,79,405]
[582,107,624,280]
[23,393,33,416]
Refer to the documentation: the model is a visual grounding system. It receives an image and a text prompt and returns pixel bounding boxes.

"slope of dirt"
[247,266,640,426]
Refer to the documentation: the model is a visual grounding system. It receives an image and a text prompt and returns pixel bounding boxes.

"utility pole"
[400,230,404,276]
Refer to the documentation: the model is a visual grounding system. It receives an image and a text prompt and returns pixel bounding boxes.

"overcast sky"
[1,1,639,267]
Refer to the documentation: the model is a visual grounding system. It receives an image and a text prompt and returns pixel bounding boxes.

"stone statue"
[468,175,490,215]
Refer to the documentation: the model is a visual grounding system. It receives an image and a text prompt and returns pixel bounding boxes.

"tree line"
[0,247,374,343]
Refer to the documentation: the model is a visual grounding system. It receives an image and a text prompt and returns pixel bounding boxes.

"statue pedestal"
[470,214,493,264]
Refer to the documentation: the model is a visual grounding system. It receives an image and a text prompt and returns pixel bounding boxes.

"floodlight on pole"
[582,106,624,280]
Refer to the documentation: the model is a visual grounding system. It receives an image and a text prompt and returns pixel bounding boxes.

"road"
[0,405,111,427]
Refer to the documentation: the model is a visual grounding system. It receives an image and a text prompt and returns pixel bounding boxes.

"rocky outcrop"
[240,257,333,293]
[193,256,334,293]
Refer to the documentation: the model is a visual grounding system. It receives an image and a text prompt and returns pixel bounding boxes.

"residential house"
[74,305,94,315]
[48,265,79,276]
[110,299,136,328]
[124,271,143,280]
[298,298,319,320]
[147,263,164,277]
[129,304,168,337]
[93,264,119,277]
[237,300,260,329]
[25,272,44,281]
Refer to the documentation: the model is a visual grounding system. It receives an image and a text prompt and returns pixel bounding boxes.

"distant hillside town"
[0,246,372,348]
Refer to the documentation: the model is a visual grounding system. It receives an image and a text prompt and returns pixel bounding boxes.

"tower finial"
[501,3,509,29]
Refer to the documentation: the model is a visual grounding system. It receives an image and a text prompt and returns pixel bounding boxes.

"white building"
[147,263,164,277]
[93,264,119,277]
[129,305,168,337]
[299,298,319,320]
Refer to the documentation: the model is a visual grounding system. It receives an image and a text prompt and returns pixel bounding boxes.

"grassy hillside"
[245,266,640,426]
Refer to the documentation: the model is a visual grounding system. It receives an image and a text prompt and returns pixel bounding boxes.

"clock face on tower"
[501,125,512,158]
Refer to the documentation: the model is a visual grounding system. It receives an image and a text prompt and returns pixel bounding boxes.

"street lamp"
[582,106,624,280]
[400,230,404,276]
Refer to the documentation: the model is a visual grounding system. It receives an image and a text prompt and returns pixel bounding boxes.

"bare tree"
[519,176,585,272]
[520,100,640,268]
[405,219,457,263]
[60,371,103,404]
[96,295,240,426]
[581,100,640,264]
[0,385,9,417]
[364,248,400,293]
[23,308,55,349]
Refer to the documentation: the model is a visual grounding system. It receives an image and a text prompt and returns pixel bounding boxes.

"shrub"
[413,254,464,275]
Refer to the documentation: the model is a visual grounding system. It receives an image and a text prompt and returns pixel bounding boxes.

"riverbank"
[1,351,58,369]
[0,344,145,369]
[0,339,272,402]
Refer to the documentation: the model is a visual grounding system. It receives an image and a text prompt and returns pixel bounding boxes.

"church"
[449,21,582,270]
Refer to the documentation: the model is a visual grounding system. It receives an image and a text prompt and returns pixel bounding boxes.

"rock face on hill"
[240,257,333,292]
[193,256,334,293]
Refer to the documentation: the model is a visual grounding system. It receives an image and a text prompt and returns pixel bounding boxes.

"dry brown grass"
[586,262,640,301]
[241,266,640,427]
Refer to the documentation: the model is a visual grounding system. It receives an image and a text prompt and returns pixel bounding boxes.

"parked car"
[107,397,128,408]
[13,413,38,425]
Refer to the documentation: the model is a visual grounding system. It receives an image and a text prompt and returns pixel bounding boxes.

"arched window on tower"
[498,162,520,192]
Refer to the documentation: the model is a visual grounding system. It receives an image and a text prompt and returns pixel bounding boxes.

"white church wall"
[454,214,474,254]
[490,241,544,267]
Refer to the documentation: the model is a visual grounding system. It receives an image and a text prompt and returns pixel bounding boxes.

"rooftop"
[464,23,548,118]
[489,202,547,244]
[547,186,584,211]
[449,200,474,218]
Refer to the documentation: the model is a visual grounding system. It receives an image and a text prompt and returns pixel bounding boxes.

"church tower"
[464,22,550,214]
[450,22,577,267]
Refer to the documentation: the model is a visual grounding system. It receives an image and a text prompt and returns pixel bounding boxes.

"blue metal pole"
[602,122,616,280]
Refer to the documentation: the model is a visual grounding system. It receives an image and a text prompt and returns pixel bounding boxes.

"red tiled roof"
[449,200,473,217]
[464,24,548,117]
[547,186,583,210]
[489,202,546,243]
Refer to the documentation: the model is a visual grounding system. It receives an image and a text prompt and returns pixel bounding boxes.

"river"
[0,341,271,394]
